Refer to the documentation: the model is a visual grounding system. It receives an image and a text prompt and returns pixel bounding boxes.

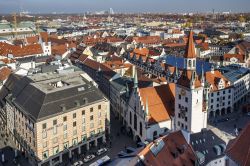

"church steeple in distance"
[184,31,196,71]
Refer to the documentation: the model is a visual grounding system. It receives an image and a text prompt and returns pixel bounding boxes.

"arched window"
[153,131,158,138]
[134,113,137,131]
[140,122,142,136]
[188,60,192,67]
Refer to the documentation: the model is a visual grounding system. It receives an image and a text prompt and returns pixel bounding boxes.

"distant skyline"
[0,0,250,14]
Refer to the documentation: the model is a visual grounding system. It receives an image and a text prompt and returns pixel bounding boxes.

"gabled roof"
[139,130,197,166]
[184,31,196,59]
[139,83,175,125]
[226,123,250,166]
[205,70,230,91]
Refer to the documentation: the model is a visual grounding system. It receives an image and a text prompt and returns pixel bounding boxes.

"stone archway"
[209,111,215,118]
[216,109,220,116]
[227,107,231,114]
[221,108,226,115]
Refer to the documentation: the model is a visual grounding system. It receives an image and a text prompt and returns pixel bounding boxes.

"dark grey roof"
[0,74,22,107]
[1,71,106,122]
[190,129,226,165]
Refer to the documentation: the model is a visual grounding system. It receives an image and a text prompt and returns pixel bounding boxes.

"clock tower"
[174,31,207,133]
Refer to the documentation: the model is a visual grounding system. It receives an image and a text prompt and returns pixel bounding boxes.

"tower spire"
[184,31,196,59]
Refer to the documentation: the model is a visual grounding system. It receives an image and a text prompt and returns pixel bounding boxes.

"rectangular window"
[42,151,48,159]
[53,120,57,126]
[43,141,47,148]
[81,135,87,142]
[185,97,188,102]
[53,137,58,144]
[90,107,93,112]
[98,105,101,109]
[63,116,67,122]
[63,132,67,139]
[72,138,78,145]
[82,125,85,132]
[73,130,77,136]
[63,124,67,131]
[179,95,181,99]
[90,123,94,129]
[82,110,85,115]
[185,117,187,122]
[90,131,95,137]
[53,146,59,155]
[42,123,46,129]
[53,126,57,135]
[73,121,76,127]
[90,115,94,121]
[73,113,76,119]
[42,132,47,139]
[63,142,69,149]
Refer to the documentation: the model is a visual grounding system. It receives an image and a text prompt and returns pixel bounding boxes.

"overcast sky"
[0,0,250,14]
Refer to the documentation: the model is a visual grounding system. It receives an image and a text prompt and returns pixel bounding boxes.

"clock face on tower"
[181,89,186,96]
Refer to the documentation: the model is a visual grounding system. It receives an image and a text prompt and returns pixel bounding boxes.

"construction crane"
[12,13,17,39]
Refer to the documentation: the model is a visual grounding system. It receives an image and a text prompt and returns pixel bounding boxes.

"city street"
[208,111,250,143]
[69,111,137,166]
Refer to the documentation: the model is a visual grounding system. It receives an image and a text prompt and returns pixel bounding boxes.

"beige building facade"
[1,70,110,166]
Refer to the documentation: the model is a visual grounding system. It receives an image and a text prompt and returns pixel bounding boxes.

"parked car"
[73,161,83,166]
[126,147,136,154]
[96,148,108,156]
[83,154,95,163]
[118,151,127,157]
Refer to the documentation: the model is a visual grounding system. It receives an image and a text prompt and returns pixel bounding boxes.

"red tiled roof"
[26,36,39,44]
[133,36,161,45]
[224,54,245,63]
[0,42,43,58]
[226,122,250,166]
[139,83,175,125]
[0,67,12,81]
[139,130,197,166]
[205,70,230,91]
